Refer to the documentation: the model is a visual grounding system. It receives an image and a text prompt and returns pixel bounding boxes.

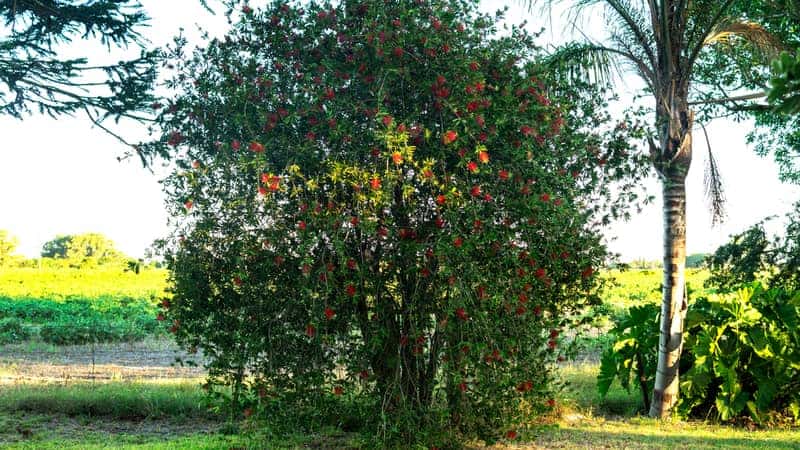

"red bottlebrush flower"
[550,329,559,339]
[547,399,556,408]
[274,255,285,266]
[297,220,307,231]
[184,200,193,210]
[581,267,594,278]
[535,268,546,279]
[520,125,534,136]
[391,151,403,165]
[392,47,404,58]
[533,305,542,316]
[161,299,171,309]
[305,323,316,337]
[420,267,431,278]
[371,147,381,157]
[347,259,357,270]
[519,292,528,304]
[473,219,482,230]
[324,307,335,320]
[475,115,485,127]
[370,177,381,190]
[333,386,343,396]
[470,185,481,197]
[442,130,458,145]
[478,151,489,164]
[423,168,434,179]
[498,169,509,180]
[541,193,550,202]
[257,186,268,197]
[477,286,487,300]
[517,380,533,392]
[441,44,450,53]
[467,161,478,173]
[469,61,479,71]
[382,115,393,127]
[548,339,557,349]
[459,382,468,393]
[231,139,241,150]
[466,101,479,112]
[455,307,468,321]
[233,276,243,287]
[305,131,316,141]
[435,217,445,228]
[506,430,518,440]
[400,334,409,346]
[249,141,265,153]
[453,236,463,248]
[323,87,335,100]
[345,284,356,297]
[554,198,563,206]
[350,216,359,226]
[156,313,165,321]
[191,160,201,169]
[302,264,312,277]
[425,248,435,258]
[377,227,388,237]
[431,18,442,30]
[359,370,369,380]
[515,305,526,316]
[243,407,253,418]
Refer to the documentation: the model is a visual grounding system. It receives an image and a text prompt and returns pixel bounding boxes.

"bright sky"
[1,0,798,261]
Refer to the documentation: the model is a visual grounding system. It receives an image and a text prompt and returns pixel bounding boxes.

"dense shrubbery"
[0,297,162,345]
[149,0,648,444]
[601,204,800,423]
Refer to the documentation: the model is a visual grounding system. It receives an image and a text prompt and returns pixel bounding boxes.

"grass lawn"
[1,364,798,449]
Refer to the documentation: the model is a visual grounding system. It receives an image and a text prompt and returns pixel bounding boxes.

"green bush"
[0,317,32,344]
[599,285,800,423]
[597,303,659,412]
[148,0,649,445]
[681,285,800,423]
[39,316,148,345]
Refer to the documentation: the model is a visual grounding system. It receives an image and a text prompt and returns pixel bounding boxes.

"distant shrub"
[39,317,148,345]
[0,317,32,344]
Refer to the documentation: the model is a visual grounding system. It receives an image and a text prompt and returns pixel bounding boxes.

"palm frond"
[700,124,726,226]
[704,20,785,61]
[543,43,621,87]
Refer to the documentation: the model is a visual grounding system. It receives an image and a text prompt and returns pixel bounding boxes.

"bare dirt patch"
[0,338,206,383]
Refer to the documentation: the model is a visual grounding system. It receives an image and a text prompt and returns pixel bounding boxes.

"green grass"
[0,380,213,420]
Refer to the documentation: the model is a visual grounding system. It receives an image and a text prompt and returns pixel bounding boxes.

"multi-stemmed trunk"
[649,106,692,418]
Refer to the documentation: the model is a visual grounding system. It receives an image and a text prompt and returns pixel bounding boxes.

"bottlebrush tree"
[147,0,648,444]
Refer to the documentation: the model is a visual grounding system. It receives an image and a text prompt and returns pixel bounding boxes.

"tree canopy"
[41,233,125,267]
[0,0,158,140]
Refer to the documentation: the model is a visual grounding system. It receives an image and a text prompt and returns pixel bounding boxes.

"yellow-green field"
[0,266,168,301]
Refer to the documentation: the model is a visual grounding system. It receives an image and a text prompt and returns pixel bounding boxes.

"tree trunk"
[649,171,689,418]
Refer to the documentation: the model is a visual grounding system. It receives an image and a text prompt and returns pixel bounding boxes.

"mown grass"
[2,365,798,449]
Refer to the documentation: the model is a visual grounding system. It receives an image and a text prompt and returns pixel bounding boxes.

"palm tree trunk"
[649,171,689,418]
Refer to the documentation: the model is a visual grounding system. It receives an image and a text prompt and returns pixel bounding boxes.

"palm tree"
[524,0,784,417]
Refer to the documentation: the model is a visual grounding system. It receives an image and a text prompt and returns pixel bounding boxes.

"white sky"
[0,0,798,260]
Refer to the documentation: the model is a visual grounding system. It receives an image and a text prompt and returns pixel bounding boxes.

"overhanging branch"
[688,91,766,106]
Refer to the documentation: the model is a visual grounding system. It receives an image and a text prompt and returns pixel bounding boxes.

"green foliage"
[686,253,708,269]
[706,202,800,292]
[0,0,157,130]
[768,50,800,115]
[40,233,127,268]
[597,303,660,412]
[148,0,649,445]
[705,224,773,291]
[0,317,32,344]
[681,285,800,423]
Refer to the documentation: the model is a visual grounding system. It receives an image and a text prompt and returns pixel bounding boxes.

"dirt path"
[0,338,206,383]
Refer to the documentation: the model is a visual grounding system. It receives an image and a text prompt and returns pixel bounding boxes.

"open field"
[1,267,798,448]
